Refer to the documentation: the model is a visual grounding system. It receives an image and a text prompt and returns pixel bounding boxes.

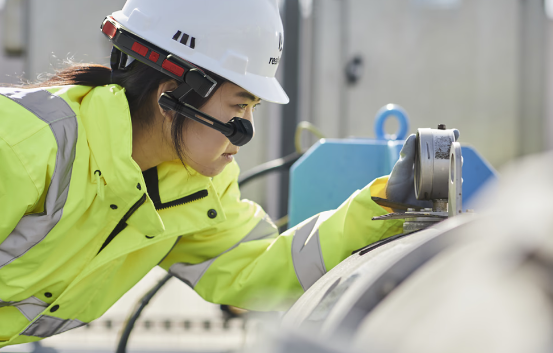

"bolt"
[423,208,433,212]
[407,208,415,212]
[438,124,446,130]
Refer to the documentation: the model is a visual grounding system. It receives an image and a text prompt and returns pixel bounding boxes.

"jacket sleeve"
[159,162,403,311]
[0,137,39,243]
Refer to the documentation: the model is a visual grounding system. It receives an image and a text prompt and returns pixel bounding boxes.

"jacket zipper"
[142,167,209,211]
[155,189,208,211]
[98,193,147,254]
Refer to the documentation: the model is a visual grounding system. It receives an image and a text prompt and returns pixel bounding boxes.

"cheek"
[184,122,228,157]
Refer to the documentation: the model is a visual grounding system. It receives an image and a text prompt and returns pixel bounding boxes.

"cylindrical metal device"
[414,128,456,200]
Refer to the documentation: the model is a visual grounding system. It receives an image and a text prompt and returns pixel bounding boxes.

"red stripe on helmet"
[102,21,117,39]
[162,60,185,77]
[149,51,160,63]
[131,42,149,57]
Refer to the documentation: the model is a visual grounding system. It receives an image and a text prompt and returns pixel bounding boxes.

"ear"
[157,80,179,118]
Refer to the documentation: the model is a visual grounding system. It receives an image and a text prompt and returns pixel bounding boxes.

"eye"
[236,103,262,111]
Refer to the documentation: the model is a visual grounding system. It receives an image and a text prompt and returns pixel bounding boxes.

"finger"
[393,134,416,177]
[399,134,416,160]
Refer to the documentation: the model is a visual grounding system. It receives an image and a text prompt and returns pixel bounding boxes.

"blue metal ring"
[374,104,409,140]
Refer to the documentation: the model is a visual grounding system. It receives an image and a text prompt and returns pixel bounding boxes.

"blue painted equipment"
[287,105,498,228]
[374,104,409,141]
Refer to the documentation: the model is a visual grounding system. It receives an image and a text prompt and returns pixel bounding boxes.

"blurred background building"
[1,0,552,352]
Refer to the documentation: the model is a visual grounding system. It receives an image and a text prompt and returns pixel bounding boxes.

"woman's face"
[181,82,260,177]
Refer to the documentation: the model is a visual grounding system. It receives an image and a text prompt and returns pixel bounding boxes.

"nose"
[244,107,255,139]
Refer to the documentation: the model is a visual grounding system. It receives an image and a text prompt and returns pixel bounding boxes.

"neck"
[131,122,173,171]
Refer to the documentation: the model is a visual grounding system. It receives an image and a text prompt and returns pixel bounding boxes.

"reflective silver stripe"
[0,296,48,321]
[0,88,77,269]
[291,215,327,291]
[21,315,86,337]
[170,214,278,287]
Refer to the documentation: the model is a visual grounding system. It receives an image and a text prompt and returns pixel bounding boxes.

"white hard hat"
[108,0,289,104]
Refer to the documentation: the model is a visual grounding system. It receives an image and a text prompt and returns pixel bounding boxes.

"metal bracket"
[448,141,463,217]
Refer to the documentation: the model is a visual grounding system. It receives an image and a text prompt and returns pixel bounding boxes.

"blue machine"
[287,105,498,228]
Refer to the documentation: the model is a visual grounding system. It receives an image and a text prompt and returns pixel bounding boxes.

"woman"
[0,0,405,347]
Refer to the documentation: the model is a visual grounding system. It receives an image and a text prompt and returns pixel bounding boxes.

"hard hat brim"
[197,50,289,104]
[227,73,289,105]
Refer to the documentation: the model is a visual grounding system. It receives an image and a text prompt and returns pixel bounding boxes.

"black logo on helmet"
[173,30,196,49]
[278,32,283,52]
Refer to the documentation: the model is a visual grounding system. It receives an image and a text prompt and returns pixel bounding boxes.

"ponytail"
[23,63,112,88]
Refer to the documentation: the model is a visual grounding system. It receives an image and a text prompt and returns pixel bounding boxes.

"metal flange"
[414,127,456,200]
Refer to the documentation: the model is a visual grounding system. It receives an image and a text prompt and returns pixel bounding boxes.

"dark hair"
[21,60,228,165]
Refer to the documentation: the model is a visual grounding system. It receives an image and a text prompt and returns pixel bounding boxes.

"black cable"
[116,273,173,353]
[238,152,302,187]
[116,151,302,352]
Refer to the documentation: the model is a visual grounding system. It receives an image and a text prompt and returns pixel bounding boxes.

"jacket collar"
[79,84,165,236]
[80,85,141,200]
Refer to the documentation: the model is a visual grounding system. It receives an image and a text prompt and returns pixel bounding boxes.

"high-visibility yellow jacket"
[0,84,403,347]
